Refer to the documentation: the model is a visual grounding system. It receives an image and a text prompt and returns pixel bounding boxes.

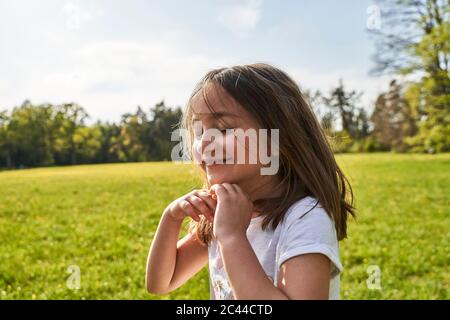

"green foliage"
[322,80,369,141]
[327,130,354,153]
[404,75,450,153]
[0,101,183,168]
[371,80,418,152]
[0,154,448,299]
[370,0,449,153]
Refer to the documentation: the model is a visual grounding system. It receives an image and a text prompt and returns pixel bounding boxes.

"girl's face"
[191,83,266,196]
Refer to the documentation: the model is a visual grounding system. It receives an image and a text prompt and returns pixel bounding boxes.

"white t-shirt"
[207,196,342,300]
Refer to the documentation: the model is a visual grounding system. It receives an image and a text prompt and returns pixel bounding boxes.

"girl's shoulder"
[288,196,322,210]
[277,196,342,278]
[284,196,324,219]
[281,196,336,235]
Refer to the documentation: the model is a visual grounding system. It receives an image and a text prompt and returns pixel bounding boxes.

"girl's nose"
[201,133,215,151]
[192,135,219,163]
[193,130,227,162]
[201,133,217,159]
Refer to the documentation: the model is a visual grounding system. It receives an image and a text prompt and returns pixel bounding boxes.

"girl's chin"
[207,177,227,185]
[207,174,235,186]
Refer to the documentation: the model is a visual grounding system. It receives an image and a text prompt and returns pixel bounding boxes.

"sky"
[0,0,390,123]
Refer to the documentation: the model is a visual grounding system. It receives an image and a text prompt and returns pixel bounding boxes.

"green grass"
[0,153,448,299]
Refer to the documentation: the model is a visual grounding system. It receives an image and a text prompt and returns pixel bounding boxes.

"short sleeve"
[277,198,343,278]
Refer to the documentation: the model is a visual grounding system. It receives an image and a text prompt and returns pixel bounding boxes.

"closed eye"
[193,125,235,136]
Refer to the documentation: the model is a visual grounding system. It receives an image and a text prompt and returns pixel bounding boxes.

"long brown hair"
[181,63,355,244]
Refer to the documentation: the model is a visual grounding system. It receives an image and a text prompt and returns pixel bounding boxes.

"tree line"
[0,101,182,168]
[0,72,447,169]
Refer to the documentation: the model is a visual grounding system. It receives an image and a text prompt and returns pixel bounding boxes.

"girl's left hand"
[210,183,254,243]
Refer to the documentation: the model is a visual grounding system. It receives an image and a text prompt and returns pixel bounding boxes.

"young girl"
[145,63,355,300]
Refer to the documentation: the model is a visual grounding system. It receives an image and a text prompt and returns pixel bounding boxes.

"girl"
[145,63,355,300]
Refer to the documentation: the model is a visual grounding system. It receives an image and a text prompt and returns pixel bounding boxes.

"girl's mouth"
[204,158,232,166]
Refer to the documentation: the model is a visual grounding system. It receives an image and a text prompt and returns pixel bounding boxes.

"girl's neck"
[241,175,285,217]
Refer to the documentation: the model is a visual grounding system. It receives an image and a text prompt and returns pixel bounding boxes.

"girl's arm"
[146,190,215,295]
[146,213,208,294]
[219,235,330,299]
[212,183,330,300]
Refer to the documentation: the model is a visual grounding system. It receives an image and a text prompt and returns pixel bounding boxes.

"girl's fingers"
[186,194,214,222]
[220,183,236,195]
[179,199,200,222]
[211,183,225,193]
[194,190,217,213]
[230,183,241,193]
[210,184,223,197]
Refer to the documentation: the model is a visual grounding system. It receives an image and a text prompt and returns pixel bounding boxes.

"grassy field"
[0,153,448,299]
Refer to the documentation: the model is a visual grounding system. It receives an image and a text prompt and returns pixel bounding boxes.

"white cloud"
[1,38,229,123]
[0,1,235,122]
[218,0,262,37]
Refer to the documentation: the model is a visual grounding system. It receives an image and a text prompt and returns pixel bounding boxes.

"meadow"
[0,153,448,299]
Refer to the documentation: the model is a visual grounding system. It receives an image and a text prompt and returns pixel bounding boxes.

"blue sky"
[0,0,390,123]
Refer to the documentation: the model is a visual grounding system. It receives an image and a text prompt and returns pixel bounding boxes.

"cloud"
[218,0,262,37]
[71,40,226,95]
[0,2,230,123]
[3,38,229,123]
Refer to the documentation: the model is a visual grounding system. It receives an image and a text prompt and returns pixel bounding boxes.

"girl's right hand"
[164,189,216,223]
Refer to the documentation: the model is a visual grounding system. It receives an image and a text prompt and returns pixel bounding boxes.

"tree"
[303,89,334,132]
[322,80,367,141]
[370,0,449,76]
[6,101,56,167]
[73,126,102,163]
[404,78,450,152]
[370,0,449,152]
[356,108,371,140]
[94,121,121,163]
[147,101,183,161]
[53,103,89,165]
[0,110,12,167]
[116,106,149,162]
[371,80,417,151]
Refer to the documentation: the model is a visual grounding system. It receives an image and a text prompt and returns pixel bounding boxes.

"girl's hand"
[210,183,254,242]
[164,189,216,223]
